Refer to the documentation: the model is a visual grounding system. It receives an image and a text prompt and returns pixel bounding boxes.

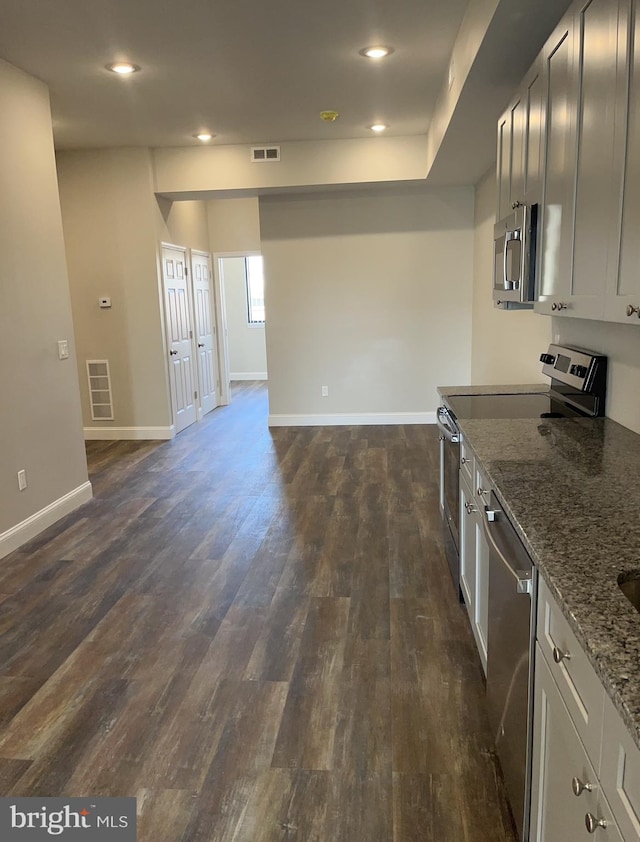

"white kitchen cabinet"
[536,15,578,315]
[459,473,477,623]
[496,57,546,222]
[600,693,640,840]
[530,645,624,842]
[536,0,625,321]
[606,0,640,323]
[473,466,490,672]
[458,457,488,675]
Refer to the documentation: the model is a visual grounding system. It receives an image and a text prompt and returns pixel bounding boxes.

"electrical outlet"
[17,469,27,491]
[57,339,69,360]
[321,385,329,397]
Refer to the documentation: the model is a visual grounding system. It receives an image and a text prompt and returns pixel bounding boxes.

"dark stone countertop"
[457,412,640,751]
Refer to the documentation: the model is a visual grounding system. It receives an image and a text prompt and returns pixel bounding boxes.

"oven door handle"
[436,407,459,443]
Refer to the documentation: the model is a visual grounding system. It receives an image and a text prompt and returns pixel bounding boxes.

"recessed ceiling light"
[369,123,388,133]
[194,132,214,141]
[106,62,140,75]
[359,46,394,60]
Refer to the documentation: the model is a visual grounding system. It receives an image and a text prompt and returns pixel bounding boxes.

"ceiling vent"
[251,146,280,162]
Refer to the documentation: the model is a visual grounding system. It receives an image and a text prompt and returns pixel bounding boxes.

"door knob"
[169,350,178,356]
[626,304,640,317]
[585,813,608,833]
[572,777,593,797]
[197,343,205,348]
[552,646,571,664]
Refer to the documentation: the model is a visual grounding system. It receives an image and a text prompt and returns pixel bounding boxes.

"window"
[245,255,265,324]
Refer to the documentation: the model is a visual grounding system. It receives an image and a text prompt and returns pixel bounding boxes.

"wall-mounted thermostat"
[99,297,112,308]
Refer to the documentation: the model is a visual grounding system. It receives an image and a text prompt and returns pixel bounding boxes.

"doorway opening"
[214,252,268,406]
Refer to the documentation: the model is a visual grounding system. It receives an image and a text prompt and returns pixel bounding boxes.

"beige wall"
[260,186,474,421]
[153,137,428,197]
[0,59,89,539]
[156,198,210,252]
[550,318,640,435]
[220,257,267,377]
[471,167,551,384]
[207,197,261,254]
[57,148,172,432]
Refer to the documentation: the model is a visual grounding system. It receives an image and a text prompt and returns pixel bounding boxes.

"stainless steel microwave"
[493,202,538,309]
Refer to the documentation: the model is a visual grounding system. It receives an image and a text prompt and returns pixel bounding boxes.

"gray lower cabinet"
[530,646,624,841]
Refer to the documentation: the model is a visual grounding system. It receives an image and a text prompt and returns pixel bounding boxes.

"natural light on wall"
[246,255,265,324]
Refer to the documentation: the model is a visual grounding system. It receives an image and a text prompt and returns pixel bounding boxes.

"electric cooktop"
[445,392,575,421]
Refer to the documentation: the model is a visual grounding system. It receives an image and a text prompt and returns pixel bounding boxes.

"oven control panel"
[539,344,606,395]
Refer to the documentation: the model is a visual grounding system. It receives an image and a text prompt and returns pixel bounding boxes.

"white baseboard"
[83,426,176,441]
[0,481,93,560]
[268,411,437,427]
[230,372,268,381]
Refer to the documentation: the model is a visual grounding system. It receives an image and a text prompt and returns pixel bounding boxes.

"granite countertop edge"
[453,411,640,752]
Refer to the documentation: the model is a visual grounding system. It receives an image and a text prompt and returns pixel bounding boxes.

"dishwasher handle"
[436,406,459,443]
[482,507,534,598]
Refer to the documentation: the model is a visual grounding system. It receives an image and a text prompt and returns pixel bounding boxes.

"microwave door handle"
[503,231,517,289]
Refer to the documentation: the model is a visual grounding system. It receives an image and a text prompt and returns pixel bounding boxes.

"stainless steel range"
[437,343,607,842]
[437,343,607,596]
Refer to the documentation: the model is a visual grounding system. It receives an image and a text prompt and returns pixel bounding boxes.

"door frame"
[189,248,220,419]
[212,250,263,406]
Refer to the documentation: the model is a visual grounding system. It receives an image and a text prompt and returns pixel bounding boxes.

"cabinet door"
[523,57,546,204]
[530,647,624,842]
[607,0,640,323]
[537,16,578,315]
[510,93,526,209]
[571,0,627,321]
[497,111,512,220]
[459,474,477,623]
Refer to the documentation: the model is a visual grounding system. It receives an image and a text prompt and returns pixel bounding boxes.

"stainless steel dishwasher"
[481,487,537,842]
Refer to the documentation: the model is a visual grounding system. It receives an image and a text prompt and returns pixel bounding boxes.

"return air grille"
[86,360,114,420]
[251,145,280,162]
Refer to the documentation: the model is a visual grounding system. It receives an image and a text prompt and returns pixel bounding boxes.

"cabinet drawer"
[531,646,624,842]
[537,578,605,766]
[460,437,474,484]
[600,693,640,841]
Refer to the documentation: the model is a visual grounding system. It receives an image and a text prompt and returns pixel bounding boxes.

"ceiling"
[0,0,469,150]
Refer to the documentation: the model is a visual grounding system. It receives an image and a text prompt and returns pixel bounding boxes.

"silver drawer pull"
[552,646,571,664]
[572,777,593,797]
[477,487,489,497]
[465,502,477,515]
[461,456,467,464]
[585,813,608,833]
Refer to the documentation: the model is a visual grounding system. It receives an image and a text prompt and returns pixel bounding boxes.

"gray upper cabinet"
[536,16,578,315]
[607,0,640,322]
[496,59,546,222]
[500,0,633,324]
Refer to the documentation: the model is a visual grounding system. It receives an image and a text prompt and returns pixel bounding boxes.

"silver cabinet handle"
[572,777,593,797]
[438,434,445,442]
[465,502,477,515]
[626,304,640,317]
[585,813,608,833]
[477,487,489,497]
[461,456,467,464]
[557,302,568,311]
[552,646,571,664]
[551,302,557,311]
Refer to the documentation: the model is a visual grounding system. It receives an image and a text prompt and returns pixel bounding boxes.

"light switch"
[99,297,112,308]
[57,340,69,360]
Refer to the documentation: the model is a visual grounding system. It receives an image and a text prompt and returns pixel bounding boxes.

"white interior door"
[161,244,197,434]
[190,250,218,417]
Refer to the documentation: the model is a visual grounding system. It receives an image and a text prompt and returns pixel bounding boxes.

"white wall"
[207,197,262,254]
[471,167,551,384]
[156,198,210,253]
[0,59,89,553]
[259,186,474,423]
[220,257,267,379]
[57,148,172,436]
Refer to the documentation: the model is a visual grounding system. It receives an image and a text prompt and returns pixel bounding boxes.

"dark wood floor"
[0,382,516,841]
